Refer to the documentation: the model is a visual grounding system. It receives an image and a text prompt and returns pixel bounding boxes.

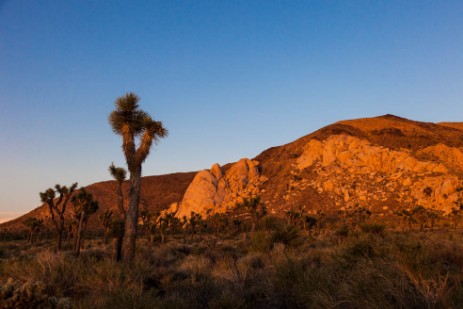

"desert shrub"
[0,277,73,309]
[0,251,83,298]
[249,221,301,253]
[360,222,386,237]
[271,224,301,248]
[1,223,463,308]
[78,290,161,309]
[208,290,246,309]
[336,224,349,238]
[269,257,310,308]
[0,278,49,309]
[345,239,375,258]
[249,231,273,253]
[178,255,212,280]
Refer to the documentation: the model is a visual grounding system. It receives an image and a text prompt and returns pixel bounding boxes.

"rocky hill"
[170,114,463,218]
[3,114,463,232]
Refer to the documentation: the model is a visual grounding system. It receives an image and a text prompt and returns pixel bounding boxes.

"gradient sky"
[1,1,462,221]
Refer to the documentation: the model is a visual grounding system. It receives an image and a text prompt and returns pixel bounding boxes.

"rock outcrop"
[287,135,463,213]
[171,158,266,218]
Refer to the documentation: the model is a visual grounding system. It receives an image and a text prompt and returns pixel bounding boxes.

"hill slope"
[172,114,463,218]
[0,172,196,232]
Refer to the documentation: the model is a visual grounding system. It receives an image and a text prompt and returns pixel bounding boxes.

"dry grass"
[1,225,463,308]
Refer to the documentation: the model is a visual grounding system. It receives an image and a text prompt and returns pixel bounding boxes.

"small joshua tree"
[23,217,43,244]
[169,216,182,238]
[109,163,127,261]
[98,210,113,244]
[71,188,99,256]
[413,206,428,231]
[285,209,300,227]
[40,183,78,250]
[448,207,462,229]
[240,196,266,232]
[181,215,188,243]
[188,212,203,240]
[304,216,317,236]
[159,215,170,243]
[140,209,152,239]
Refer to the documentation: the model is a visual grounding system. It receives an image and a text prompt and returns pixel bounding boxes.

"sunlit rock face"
[289,134,463,213]
[172,158,266,218]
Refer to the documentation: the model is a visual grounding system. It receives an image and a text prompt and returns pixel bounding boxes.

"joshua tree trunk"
[116,182,126,261]
[161,230,165,243]
[115,237,123,261]
[57,218,64,251]
[27,228,33,243]
[31,230,37,244]
[123,166,141,263]
[75,211,85,256]
[67,228,72,244]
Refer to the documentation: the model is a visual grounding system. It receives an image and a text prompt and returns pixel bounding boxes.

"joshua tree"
[427,209,442,231]
[23,217,43,244]
[240,196,266,232]
[109,92,168,263]
[304,216,317,236]
[181,215,188,243]
[109,163,127,218]
[66,220,76,244]
[169,216,182,237]
[315,210,326,234]
[108,163,127,260]
[342,205,371,228]
[40,183,78,250]
[71,188,99,256]
[159,215,169,243]
[110,219,125,261]
[140,209,152,239]
[188,212,203,240]
[413,206,428,231]
[98,210,113,244]
[207,212,229,236]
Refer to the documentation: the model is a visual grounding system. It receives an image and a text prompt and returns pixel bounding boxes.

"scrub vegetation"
[1,210,463,309]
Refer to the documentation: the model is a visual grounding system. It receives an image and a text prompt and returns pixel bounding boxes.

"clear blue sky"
[1,0,462,220]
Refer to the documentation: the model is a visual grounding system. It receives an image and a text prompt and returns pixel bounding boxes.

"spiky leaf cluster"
[108,163,126,182]
[71,188,99,220]
[23,217,43,230]
[108,92,147,136]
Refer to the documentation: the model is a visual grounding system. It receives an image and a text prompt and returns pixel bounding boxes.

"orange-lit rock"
[172,158,266,218]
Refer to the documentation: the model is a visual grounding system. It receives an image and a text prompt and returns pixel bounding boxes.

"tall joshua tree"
[109,93,168,263]
[40,183,78,250]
